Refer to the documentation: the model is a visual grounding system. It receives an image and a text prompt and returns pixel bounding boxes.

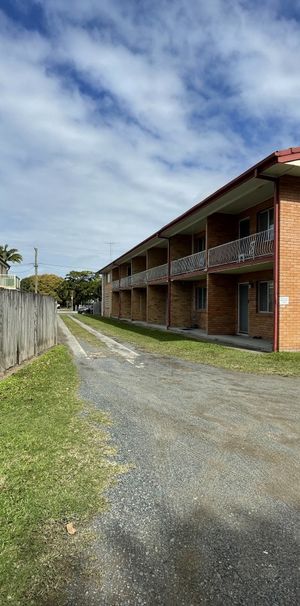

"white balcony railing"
[131,270,147,287]
[208,229,274,268]
[112,280,119,290]
[171,250,206,276]
[0,275,20,289]
[146,263,168,282]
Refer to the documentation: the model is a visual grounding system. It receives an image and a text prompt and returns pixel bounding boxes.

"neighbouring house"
[0,259,20,290]
[99,147,300,352]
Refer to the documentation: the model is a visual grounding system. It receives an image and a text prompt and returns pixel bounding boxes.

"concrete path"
[60,318,300,606]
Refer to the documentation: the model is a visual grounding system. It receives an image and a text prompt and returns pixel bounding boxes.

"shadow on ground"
[68,502,299,606]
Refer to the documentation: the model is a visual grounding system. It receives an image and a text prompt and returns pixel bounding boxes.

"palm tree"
[0,244,23,264]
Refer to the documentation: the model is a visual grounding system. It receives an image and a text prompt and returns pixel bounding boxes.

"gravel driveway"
[60,320,300,606]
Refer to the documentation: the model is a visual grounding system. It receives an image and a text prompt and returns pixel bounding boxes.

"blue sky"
[1,0,300,277]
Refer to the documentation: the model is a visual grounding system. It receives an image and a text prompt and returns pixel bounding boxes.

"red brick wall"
[169,235,192,261]
[207,274,237,334]
[120,290,131,318]
[111,291,119,317]
[112,267,119,281]
[170,281,193,327]
[147,247,167,269]
[206,214,237,249]
[132,256,146,273]
[132,288,147,321]
[147,285,167,324]
[278,176,300,351]
[119,263,131,279]
[103,280,112,317]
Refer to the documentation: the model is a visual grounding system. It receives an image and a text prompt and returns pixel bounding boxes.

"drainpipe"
[254,170,280,352]
[158,236,171,329]
[118,271,121,319]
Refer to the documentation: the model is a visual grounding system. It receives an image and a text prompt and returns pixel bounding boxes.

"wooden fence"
[0,290,57,373]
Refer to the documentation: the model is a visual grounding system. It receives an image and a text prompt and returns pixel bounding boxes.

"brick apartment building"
[99,148,300,351]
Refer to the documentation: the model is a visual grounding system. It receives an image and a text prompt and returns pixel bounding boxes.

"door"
[238,283,249,334]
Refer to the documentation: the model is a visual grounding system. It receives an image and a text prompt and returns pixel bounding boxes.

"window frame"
[257,208,274,232]
[195,286,207,311]
[258,280,274,313]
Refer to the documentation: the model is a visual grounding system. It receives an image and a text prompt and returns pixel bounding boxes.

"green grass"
[61,314,104,348]
[75,315,300,376]
[0,346,123,605]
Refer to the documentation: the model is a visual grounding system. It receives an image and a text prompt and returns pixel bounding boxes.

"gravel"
[62,328,300,605]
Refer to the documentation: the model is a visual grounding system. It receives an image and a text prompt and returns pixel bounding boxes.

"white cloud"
[1,1,300,275]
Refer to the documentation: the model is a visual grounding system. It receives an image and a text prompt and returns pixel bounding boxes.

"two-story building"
[99,147,300,352]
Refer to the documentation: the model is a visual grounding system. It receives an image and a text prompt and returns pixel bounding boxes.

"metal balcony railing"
[171,250,206,276]
[119,275,132,288]
[112,280,119,290]
[146,263,168,282]
[0,275,20,289]
[208,228,274,268]
[131,270,147,287]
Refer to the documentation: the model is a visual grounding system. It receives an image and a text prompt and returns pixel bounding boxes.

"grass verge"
[0,346,124,605]
[75,315,300,376]
[61,314,104,348]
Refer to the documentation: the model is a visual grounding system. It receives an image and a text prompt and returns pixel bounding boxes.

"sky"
[1,0,300,278]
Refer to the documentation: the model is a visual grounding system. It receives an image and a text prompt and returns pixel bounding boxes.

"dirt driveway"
[60,318,300,605]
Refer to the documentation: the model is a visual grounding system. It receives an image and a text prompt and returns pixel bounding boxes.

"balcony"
[131,270,147,287]
[171,250,206,277]
[119,276,132,288]
[112,279,120,290]
[146,263,168,283]
[208,229,274,268]
[0,275,20,289]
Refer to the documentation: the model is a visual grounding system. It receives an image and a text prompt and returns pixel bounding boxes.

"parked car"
[78,305,93,314]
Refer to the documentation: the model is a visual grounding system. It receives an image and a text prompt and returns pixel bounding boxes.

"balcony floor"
[128,321,273,352]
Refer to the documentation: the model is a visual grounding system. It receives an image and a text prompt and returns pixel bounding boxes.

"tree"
[0,244,23,264]
[21,274,64,300]
[64,271,101,306]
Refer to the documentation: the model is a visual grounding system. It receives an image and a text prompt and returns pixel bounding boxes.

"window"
[258,208,274,232]
[106,273,111,283]
[258,281,274,313]
[195,286,207,310]
[195,236,206,252]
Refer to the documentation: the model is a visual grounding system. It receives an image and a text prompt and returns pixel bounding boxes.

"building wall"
[112,267,119,281]
[119,263,131,279]
[112,291,119,317]
[132,288,147,321]
[170,281,193,327]
[207,274,237,335]
[103,279,112,317]
[147,285,167,324]
[120,290,131,318]
[169,235,192,261]
[207,214,237,248]
[132,255,146,273]
[147,247,167,269]
[278,176,300,350]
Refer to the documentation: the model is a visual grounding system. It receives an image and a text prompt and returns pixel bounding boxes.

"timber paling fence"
[0,290,57,373]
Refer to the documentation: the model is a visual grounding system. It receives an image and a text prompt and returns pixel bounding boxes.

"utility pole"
[34,247,38,294]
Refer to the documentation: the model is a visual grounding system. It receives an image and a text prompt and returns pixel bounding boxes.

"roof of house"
[99,146,300,273]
